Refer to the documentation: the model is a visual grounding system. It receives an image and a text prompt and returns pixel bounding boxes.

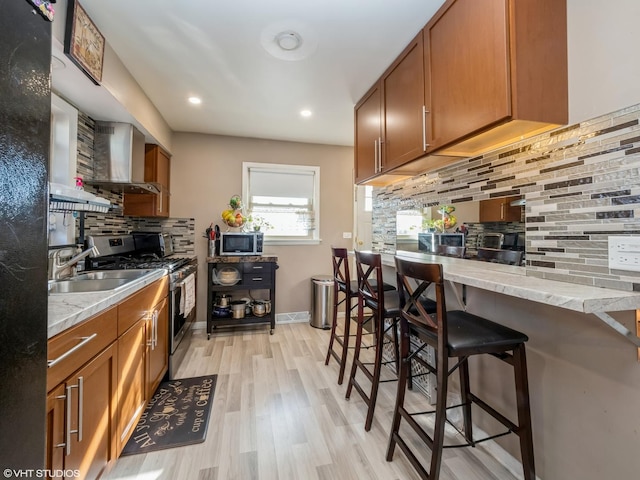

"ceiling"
[52,0,446,147]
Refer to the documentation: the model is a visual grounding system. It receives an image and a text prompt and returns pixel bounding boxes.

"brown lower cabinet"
[116,318,146,454]
[46,276,169,480]
[46,343,117,480]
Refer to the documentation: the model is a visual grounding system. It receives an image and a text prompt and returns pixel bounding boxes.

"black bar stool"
[345,250,402,431]
[387,257,535,480]
[325,247,359,385]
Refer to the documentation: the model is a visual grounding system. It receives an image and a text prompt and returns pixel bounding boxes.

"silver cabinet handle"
[147,312,153,348]
[147,310,157,349]
[378,136,384,171]
[373,139,378,173]
[54,393,67,450]
[65,384,73,455]
[251,277,263,282]
[48,334,98,368]
[153,310,158,348]
[77,376,84,443]
[65,376,83,455]
[501,203,505,220]
[422,105,430,150]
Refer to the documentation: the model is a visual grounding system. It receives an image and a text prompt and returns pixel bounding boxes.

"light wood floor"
[104,322,521,480]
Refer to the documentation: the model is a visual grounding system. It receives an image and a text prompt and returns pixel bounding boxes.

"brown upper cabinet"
[479,196,522,222]
[354,83,382,184]
[382,32,426,171]
[124,144,171,217]
[355,0,568,184]
[355,32,427,185]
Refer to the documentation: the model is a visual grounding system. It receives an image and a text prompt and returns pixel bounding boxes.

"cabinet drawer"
[118,276,168,334]
[47,306,117,392]
[242,272,272,288]
[242,262,273,274]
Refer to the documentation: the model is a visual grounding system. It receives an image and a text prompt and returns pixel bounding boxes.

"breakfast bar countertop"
[385,250,640,314]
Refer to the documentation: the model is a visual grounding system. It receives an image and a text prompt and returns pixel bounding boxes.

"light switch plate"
[608,236,640,272]
[342,232,352,239]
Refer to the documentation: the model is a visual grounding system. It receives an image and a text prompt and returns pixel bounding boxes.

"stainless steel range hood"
[86,122,159,194]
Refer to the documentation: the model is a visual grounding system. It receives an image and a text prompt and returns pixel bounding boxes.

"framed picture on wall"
[64,0,105,85]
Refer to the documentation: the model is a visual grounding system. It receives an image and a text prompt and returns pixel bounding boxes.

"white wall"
[568,0,640,122]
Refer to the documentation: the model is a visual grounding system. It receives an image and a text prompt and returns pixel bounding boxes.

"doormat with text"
[121,375,217,456]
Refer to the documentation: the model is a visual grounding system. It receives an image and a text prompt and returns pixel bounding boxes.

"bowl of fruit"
[222,209,245,228]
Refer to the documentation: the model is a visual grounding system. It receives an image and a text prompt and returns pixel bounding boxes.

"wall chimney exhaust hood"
[86,122,159,194]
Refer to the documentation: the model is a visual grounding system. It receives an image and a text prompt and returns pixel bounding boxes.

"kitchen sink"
[49,278,130,294]
[48,269,154,294]
[74,269,153,281]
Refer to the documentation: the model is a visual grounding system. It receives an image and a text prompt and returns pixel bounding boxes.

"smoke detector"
[276,31,302,51]
[261,21,317,61]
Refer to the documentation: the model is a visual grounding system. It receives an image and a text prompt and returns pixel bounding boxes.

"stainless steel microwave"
[418,232,465,253]
[219,232,264,256]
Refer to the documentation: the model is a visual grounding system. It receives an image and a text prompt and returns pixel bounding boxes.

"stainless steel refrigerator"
[0,0,51,470]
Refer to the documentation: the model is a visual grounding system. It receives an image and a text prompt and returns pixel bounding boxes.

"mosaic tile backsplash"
[75,112,195,254]
[374,103,640,291]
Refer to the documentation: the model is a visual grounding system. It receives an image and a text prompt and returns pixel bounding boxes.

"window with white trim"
[242,162,320,244]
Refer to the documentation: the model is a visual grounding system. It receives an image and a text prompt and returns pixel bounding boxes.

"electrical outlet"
[608,236,640,272]
[343,232,352,239]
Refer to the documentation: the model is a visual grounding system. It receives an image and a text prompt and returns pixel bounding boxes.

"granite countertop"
[47,269,167,339]
[382,251,640,314]
[207,254,278,263]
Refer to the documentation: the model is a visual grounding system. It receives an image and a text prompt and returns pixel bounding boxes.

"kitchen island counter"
[47,269,167,339]
[387,250,640,314]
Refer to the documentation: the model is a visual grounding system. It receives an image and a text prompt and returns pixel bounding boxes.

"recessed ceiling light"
[188,96,202,105]
[300,109,312,118]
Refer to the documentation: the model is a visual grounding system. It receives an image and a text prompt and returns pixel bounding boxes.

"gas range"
[85,233,197,281]
[86,233,198,379]
[88,253,194,273]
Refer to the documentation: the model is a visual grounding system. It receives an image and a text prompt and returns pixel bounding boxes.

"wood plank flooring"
[104,322,521,480]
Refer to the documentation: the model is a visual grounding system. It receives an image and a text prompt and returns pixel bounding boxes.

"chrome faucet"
[49,245,100,280]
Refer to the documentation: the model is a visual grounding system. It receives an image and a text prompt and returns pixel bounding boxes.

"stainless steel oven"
[86,233,197,379]
[168,258,197,378]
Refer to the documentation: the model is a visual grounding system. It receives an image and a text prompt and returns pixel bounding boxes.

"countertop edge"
[47,269,167,339]
[378,251,640,314]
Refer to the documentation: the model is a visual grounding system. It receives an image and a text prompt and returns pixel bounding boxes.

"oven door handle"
[175,273,197,288]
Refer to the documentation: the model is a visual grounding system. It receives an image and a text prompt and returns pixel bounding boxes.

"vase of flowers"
[248,215,271,232]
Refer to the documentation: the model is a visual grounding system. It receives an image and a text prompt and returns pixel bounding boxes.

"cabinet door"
[479,197,521,222]
[382,31,426,170]
[45,385,65,479]
[146,296,169,399]
[354,83,382,183]
[145,144,171,188]
[65,342,118,480]
[116,319,147,454]
[123,190,170,218]
[425,0,510,150]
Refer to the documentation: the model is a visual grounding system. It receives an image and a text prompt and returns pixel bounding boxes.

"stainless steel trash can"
[310,275,334,329]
